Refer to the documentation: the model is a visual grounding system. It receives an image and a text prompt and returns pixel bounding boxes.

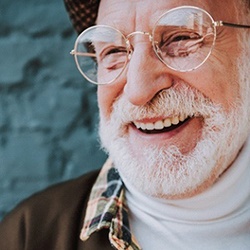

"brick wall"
[0,0,106,220]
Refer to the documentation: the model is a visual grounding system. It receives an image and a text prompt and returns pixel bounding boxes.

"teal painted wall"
[0,0,107,220]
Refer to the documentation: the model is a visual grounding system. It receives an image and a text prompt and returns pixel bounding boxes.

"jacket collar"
[80,159,141,250]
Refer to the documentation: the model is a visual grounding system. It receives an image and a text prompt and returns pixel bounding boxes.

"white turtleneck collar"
[121,138,250,250]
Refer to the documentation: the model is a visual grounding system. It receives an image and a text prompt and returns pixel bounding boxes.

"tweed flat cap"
[64,0,100,34]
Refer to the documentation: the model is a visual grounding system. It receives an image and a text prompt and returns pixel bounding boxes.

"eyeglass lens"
[73,7,216,85]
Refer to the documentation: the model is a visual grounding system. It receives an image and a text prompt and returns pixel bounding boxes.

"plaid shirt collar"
[80,159,141,250]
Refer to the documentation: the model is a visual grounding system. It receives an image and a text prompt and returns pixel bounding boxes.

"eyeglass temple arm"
[214,21,250,29]
[70,50,96,57]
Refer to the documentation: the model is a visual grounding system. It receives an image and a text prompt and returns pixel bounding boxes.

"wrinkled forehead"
[97,0,241,30]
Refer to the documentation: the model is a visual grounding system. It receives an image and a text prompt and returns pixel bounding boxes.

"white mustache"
[110,84,223,125]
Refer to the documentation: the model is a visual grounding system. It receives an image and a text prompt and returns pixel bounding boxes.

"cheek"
[185,60,240,111]
[97,87,109,120]
[182,29,242,111]
[97,84,124,120]
[199,39,242,109]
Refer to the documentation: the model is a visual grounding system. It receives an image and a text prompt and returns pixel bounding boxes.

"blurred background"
[0,0,107,220]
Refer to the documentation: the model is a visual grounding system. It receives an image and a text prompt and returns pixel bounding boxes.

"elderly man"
[0,0,250,249]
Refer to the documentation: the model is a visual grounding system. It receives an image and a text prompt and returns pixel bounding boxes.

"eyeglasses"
[70,5,250,85]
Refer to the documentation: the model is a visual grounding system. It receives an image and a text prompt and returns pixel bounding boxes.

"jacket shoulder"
[0,169,100,250]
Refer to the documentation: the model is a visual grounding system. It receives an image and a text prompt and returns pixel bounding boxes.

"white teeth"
[145,123,154,130]
[134,115,188,131]
[179,114,185,122]
[164,118,171,127]
[154,120,164,130]
[140,123,146,130]
[171,116,179,125]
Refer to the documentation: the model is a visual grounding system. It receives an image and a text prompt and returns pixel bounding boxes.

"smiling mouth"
[133,115,191,134]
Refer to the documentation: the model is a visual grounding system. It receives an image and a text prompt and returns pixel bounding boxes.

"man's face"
[96,0,250,198]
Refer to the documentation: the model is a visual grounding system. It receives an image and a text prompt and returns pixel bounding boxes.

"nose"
[124,43,173,106]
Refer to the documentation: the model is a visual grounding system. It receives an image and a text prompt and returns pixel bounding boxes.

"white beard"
[99,47,250,199]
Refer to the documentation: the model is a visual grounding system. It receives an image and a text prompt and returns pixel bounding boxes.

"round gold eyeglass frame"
[70,5,250,85]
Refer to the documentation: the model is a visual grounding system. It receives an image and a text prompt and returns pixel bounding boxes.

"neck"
[120,137,250,249]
